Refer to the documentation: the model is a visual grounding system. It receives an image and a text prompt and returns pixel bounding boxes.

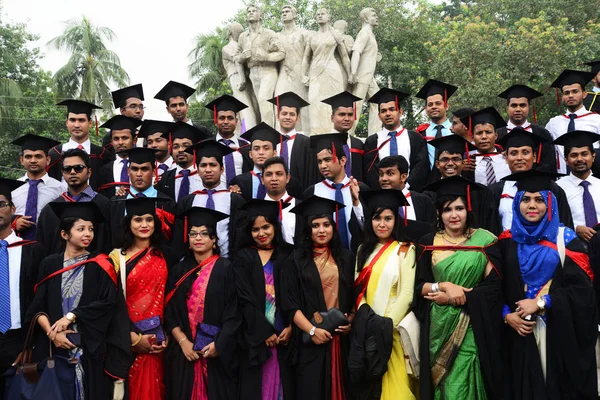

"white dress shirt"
[401,187,417,221]
[556,173,600,228]
[62,138,91,154]
[112,156,130,183]
[266,191,296,244]
[506,120,533,132]
[546,107,600,173]
[4,231,23,330]
[216,132,246,186]
[174,164,202,202]
[469,150,511,185]
[14,173,62,222]
[374,126,412,171]
[499,181,518,232]
[192,183,231,257]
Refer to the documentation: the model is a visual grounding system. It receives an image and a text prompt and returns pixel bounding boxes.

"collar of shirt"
[507,119,531,130]
[20,173,51,184]
[565,106,590,117]
[566,172,594,186]
[202,183,227,191]
[378,125,404,138]
[66,138,91,153]
[78,185,97,199]
[128,185,157,198]
[185,119,194,126]
[3,231,21,245]
[266,191,290,202]
[176,164,197,174]
[253,166,262,175]
[216,133,240,145]
[325,175,350,186]
[426,119,451,133]
[159,156,174,167]
[280,129,297,138]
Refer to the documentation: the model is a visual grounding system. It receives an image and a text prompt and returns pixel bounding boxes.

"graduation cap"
[49,201,104,223]
[290,195,345,217]
[205,95,248,124]
[424,176,484,211]
[367,87,410,110]
[496,127,546,164]
[114,197,171,216]
[415,79,457,107]
[241,122,288,148]
[584,60,600,75]
[268,92,310,114]
[360,189,408,211]
[502,168,563,192]
[56,100,101,117]
[117,147,157,166]
[239,199,290,224]
[459,107,507,136]
[552,130,600,153]
[402,220,435,243]
[111,84,144,108]
[179,206,229,230]
[137,120,175,140]
[100,115,141,134]
[428,134,476,159]
[154,81,196,103]
[321,91,361,119]
[171,121,211,142]
[0,178,25,200]
[11,134,60,154]
[309,132,348,162]
[184,139,234,165]
[498,85,543,102]
[551,69,595,92]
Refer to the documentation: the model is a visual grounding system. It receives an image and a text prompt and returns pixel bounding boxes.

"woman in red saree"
[109,197,172,400]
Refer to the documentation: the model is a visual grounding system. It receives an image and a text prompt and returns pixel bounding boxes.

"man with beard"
[136,120,176,182]
[555,131,600,242]
[154,80,212,137]
[102,84,145,157]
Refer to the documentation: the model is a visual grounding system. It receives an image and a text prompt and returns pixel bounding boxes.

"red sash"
[354,241,395,309]
[165,254,220,304]
[155,208,175,241]
[98,182,130,191]
[561,112,597,119]
[34,254,117,293]
[417,242,500,277]
[365,129,407,172]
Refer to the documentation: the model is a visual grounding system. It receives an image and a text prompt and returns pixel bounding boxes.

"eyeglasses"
[125,104,145,111]
[61,164,87,173]
[188,231,211,239]
[438,156,463,164]
[0,201,12,210]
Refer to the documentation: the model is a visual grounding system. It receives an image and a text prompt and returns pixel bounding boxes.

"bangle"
[131,333,142,347]
[432,282,440,293]
[178,337,187,346]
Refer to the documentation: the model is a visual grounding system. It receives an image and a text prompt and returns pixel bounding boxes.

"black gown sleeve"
[407,131,431,193]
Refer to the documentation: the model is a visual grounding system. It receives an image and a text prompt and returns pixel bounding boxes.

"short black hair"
[262,156,289,175]
[378,155,409,174]
[452,107,476,119]
[62,148,91,168]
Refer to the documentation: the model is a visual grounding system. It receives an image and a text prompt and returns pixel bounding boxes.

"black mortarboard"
[184,139,234,163]
[289,195,345,217]
[550,69,595,90]
[49,201,104,223]
[154,81,196,102]
[367,88,410,108]
[428,134,476,158]
[309,133,348,161]
[117,147,157,165]
[0,178,25,200]
[415,80,458,104]
[360,189,408,211]
[502,169,563,193]
[111,84,144,108]
[423,176,484,211]
[137,120,175,140]
[268,92,310,114]
[100,115,141,133]
[584,60,600,75]
[115,197,171,216]
[205,95,248,114]
[498,84,543,101]
[179,206,229,229]
[241,122,288,148]
[11,134,60,153]
[459,107,507,132]
[403,220,435,243]
[552,130,600,151]
[171,121,211,143]
[497,128,545,158]
[321,91,361,110]
[239,199,290,223]
[56,100,101,117]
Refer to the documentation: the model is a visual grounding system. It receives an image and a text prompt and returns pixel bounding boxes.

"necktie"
[580,181,598,227]
[158,164,169,174]
[23,179,40,240]
[0,240,11,334]
[205,189,216,210]
[343,144,352,177]
[434,125,444,139]
[388,131,398,156]
[256,172,267,199]
[567,113,577,132]
[483,156,496,185]
[332,183,350,249]
[120,159,129,183]
[280,135,290,167]
[220,139,236,185]
[77,144,84,150]
[68,192,82,202]
[135,192,146,198]
[398,205,405,219]
[179,169,190,201]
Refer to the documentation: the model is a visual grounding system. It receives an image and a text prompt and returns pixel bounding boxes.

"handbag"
[134,316,166,344]
[192,323,221,351]
[302,308,349,344]
[3,312,76,400]
[396,311,420,379]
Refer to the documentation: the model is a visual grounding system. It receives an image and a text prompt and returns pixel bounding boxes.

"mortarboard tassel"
[213,105,217,125]
[168,133,173,155]
[537,143,542,164]
[547,193,552,221]
[395,95,399,112]
[193,149,197,168]
[555,88,560,107]
[444,88,448,108]
[335,205,339,230]
[332,141,337,163]
[276,96,280,115]
[404,205,408,227]
[184,216,188,243]
[95,116,99,136]
[533,106,537,124]
[353,102,357,121]
[467,184,472,212]
[278,200,283,222]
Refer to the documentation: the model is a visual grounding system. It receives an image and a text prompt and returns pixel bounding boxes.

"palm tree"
[48,16,129,109]
[0,78,21,125]
[188,27,229,98]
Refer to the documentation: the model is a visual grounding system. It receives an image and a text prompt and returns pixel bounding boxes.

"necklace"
[442,232,467,245]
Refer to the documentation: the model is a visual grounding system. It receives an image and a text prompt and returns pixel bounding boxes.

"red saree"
[126,248,168,400]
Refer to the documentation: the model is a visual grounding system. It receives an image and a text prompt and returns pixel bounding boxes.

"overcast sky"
[2,0,246,119]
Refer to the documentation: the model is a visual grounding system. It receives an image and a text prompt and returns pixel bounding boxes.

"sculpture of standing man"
[238,5,285,127]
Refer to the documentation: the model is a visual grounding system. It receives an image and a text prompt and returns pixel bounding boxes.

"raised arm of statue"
[301,39,312,87]
[336,38,352,85]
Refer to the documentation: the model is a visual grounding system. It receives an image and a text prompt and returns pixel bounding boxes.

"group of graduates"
[2,60,600,400]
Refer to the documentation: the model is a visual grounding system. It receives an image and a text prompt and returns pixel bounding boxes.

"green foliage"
[188,27,230,103]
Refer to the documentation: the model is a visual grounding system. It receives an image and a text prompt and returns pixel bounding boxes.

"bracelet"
[178,337,187,346]
[131,333,142,347]
[432,282,440,293]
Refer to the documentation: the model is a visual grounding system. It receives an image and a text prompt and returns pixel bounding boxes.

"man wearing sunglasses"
[35,148,112,253]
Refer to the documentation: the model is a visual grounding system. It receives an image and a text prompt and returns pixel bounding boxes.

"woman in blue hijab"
[498,169,597,400]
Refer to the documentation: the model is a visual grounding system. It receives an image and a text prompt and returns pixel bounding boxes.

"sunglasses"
[61,164,87,173]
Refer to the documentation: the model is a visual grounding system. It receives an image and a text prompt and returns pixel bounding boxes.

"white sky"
[2,0,246,119]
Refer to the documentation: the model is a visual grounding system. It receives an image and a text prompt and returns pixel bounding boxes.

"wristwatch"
[536,297,546,311]
[309,326,316,336]
[66,312,76,323]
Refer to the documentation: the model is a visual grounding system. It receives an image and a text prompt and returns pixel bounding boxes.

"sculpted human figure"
[222,22,258,129]
[238,5,285,127]
[302,8,352,134]
[333,20,354,91]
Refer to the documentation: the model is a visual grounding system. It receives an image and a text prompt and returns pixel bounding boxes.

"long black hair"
[237,214,286,252]
[119,213,168,257]
[357,206,404,272]
[435,194,474,237]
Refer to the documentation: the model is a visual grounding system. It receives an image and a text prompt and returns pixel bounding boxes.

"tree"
[48,16,129,109]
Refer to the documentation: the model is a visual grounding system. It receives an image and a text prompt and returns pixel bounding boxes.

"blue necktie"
[343,144,352,177]
[0,240,11,334]
[119,159,129,183]
[332,183,350,249]
[135,192,146,198]
[205,189,216,210]
[388,131,398,156]
[256,172,267,199]
[23,179,40,240]
[178,169,190,201]
[220,139,236,185]
[580,181,598,227]
[567,113,577,132]
[158,163,168,174]
[398,205,405,220]
[280,135,290,167]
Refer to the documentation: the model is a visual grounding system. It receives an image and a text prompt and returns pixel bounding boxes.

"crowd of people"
[1,62,600,400]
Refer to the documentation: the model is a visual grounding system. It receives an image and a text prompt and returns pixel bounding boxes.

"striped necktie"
[483,156,496,185]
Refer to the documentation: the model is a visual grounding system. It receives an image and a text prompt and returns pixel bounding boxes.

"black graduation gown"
[410,191,437,224]
[163,256,241,400]
[498,235,598,400]
[362,130,429,191]
[588,230,600,319]
[25,252,120,400]
[48,143,110,191]
[101,131,116,161]
[35,193,112,254]
[230,172,304,201]
[414,232,504,400]
[279,249,356,400]
[97,161,130,199]
[290,134,321,190]
[584,91,600,114]
[232,246,295,400]
[496,125,558,173]
[155,168,178,200]
[348,135,364,183]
